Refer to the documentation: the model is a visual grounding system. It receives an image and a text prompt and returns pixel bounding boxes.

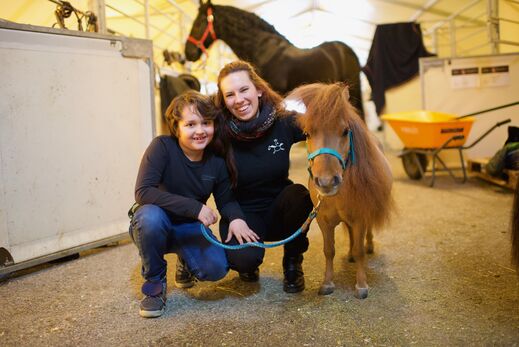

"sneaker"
[175,257,195,288]
[239,268,259,282]
[139,280,167,318]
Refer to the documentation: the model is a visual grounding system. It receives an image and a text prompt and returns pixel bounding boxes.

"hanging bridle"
[187,7,217,57]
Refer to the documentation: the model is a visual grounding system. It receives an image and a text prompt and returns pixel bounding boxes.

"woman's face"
[220,70,262,122]
[177,105,214,161]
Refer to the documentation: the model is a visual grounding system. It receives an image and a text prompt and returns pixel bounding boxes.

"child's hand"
[226,219,259,244]
[198,205,218,226]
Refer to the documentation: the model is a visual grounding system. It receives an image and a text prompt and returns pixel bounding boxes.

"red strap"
[187,7,217,57]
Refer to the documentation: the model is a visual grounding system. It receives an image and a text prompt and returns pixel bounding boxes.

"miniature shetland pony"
[287,83,393,298]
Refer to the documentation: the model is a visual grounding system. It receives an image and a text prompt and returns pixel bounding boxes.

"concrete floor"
[1,142,518,346]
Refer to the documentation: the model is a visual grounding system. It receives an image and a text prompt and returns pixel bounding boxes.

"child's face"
[177,105,214,160]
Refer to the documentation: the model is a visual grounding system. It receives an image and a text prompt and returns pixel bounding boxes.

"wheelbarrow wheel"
[402,151,428,180]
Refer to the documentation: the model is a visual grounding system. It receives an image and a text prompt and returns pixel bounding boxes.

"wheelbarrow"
[381,103,515,187]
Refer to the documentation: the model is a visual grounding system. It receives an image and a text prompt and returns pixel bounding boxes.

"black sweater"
[135,136,245,223]
[231,114,305,212]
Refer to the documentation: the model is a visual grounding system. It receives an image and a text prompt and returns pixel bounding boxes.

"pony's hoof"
[347,254,355,263]
[354,284,369,299]
[366,245,374,254]
[318,283,335,295]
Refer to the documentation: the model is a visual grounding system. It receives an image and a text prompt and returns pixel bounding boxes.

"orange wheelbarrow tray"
[381,110,511,187]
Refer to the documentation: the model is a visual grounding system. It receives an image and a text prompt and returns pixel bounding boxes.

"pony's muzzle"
[313,175,342,196]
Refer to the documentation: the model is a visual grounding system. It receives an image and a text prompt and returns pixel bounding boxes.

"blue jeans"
[129,204,229,283]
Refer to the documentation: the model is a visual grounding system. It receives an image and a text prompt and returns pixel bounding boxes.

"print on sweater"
[267,139,285,154]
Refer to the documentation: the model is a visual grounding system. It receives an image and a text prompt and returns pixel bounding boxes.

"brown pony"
[287,83,393,299]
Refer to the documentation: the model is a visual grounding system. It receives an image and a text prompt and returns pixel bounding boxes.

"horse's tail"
[512,180,519,270]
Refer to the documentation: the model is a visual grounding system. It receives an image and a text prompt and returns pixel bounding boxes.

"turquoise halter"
[307,131,355,177]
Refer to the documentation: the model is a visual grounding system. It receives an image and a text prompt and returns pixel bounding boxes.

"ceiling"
[229,0,488,62]
[1,0,516,69]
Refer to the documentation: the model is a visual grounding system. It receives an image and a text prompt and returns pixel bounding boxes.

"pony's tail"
[512,180,519,270]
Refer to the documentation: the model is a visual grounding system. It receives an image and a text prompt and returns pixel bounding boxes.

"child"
[129,90,257,318]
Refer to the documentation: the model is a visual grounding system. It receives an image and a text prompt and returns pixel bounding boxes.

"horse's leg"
[346,223,355,263]
[352,225,369,299]
[318,219,336,295]
[349,225,374,259]
[366,227,374,254]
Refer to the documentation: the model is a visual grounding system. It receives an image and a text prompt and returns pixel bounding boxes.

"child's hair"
[164,90,237,187]
[165,90,219,138]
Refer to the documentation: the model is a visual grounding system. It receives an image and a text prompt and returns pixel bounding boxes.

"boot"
[283,254,305,293]
[239,268,259,282]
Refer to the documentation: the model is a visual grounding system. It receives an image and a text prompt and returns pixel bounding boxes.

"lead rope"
[200,197,321,250]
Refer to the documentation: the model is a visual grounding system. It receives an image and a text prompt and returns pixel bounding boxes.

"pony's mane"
[288,83,393,228]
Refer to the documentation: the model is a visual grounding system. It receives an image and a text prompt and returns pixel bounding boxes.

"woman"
[215,60,313,293]
[129,90,255,318]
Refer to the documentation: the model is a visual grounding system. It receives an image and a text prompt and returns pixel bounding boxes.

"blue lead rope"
[200,223,303,250]
[200,199,321,250]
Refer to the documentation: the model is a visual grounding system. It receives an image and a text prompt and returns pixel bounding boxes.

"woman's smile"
[235,103,251,116]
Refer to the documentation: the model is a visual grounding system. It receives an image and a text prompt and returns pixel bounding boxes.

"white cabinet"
[0,22,155,274]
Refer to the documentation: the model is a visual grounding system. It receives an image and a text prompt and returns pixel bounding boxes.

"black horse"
[185,0,364,118]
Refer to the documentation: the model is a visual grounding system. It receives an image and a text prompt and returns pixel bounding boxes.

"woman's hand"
[198,205,218,226]
[226,219,260,244]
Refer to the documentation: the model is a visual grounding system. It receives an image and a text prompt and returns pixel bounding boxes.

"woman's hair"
[164,90,237,186]
[215,60,285,118]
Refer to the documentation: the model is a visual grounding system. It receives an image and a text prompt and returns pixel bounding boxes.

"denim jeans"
[129,204,229,283]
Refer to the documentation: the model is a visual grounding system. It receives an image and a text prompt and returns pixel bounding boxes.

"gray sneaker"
[139,280,167,318]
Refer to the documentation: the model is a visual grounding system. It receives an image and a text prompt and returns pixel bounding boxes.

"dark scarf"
[228,102,276,141]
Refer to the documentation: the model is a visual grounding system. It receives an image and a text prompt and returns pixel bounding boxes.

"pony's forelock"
[289,83,354,134]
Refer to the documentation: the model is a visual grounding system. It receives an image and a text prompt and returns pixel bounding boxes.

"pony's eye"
[342,129,350,137]
[303,131,310,139]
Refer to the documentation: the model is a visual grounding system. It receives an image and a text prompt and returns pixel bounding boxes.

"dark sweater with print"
[231,114,305,212]
[135,135,245,223]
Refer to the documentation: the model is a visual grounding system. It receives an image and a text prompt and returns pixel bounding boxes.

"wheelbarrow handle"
[463,118,512,149]
[497,118,511,127]
[457,101,519,119]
